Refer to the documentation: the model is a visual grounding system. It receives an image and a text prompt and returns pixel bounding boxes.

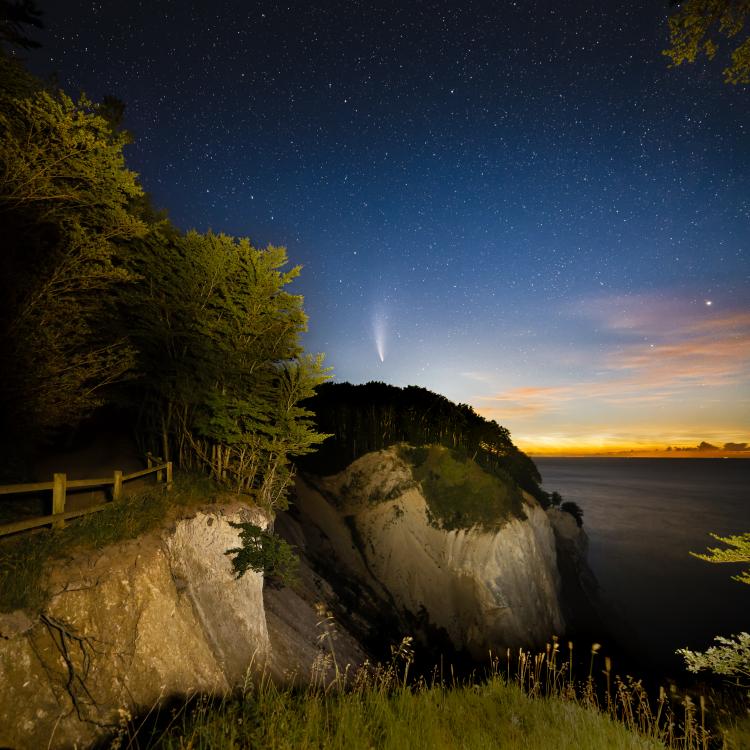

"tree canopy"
[664,0,750,84]
[0,56,145,443]
[119,227,329,508]
[298,381,556,510]
[0,54,329,512]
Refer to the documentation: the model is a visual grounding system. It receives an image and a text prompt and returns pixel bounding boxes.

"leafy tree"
[677,532,750,685]
[120,228,329,509]
[664,0,750,84]
[225,522,299,586]
[0,57,146,444]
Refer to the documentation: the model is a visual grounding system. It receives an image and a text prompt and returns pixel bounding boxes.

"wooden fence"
[0,453,172,538]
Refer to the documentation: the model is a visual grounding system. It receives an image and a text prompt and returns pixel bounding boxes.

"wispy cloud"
[476,297,750,421]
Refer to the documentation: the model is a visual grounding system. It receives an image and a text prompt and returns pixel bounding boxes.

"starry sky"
[24,0,749,454]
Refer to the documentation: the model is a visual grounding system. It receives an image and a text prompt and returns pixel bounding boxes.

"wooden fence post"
[147,452,153,470]
[166,461,173,491]
[52,473,66,529]
[113,470,123,501]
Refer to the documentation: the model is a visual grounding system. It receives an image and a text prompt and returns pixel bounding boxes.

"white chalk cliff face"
[0,503,271,750]
[292,447,566,659]
[0,447,581,749]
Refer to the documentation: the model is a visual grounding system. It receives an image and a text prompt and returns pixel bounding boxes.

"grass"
[400,444,525,531]
[110,637,735,750]
[0,472,226,613]
[118,677,664,750]
[108,626,750,750]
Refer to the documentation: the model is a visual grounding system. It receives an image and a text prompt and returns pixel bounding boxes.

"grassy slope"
[125,677,664,750]
[400,444,525,531]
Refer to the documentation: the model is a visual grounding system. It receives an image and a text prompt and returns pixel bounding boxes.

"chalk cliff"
[0,504,269,749]
[285,446,570,659]
[0,446,593,749]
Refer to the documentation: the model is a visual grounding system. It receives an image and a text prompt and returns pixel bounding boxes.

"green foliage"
[677,633,750,687]
[664,0,750,84]
[691,531,750,585]
[119,227,330,509]
[677,531,750,686]
[225,522,299,586]
[402,445,525,531]
[0,57,145,443]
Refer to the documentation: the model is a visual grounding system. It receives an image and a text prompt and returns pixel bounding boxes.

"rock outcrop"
[286,446,569,660]
[0,446,595,748]
[0,503,271,750]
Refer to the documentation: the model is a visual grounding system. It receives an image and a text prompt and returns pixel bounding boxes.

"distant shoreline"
[529,452,750,459]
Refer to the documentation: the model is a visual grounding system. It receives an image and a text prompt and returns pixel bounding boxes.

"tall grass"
[109,633,750,750]
[113,661,663,749]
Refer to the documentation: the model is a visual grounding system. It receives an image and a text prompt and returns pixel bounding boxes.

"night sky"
[24,0,749,453]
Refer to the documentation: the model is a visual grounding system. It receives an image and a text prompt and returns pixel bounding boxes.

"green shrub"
[225,523,299,587]
[401,445,525,531]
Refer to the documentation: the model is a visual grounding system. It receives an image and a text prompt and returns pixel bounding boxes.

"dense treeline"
[0,50,327,507]
[298,381,565,512]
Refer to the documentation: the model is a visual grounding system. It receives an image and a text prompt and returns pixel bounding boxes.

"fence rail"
[0,453,172,538]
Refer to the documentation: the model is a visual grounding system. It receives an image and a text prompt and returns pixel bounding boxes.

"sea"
[534,458,750,678]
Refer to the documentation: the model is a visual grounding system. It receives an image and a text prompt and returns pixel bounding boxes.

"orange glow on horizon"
[515,437,750,458]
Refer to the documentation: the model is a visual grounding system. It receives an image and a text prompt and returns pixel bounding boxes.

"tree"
[664,0,750,84]
[0,58,146,444]
[691,531,750,585]
[677,532,750,685]
[119,228,330,510]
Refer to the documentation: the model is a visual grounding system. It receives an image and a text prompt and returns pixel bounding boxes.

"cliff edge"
[284,445,577,659]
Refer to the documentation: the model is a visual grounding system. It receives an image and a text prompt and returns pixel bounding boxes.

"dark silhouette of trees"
[298,381,562,510]
[0,0,43,51]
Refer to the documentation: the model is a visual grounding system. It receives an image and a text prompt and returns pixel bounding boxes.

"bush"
[225,523,299,587]
[401,445,525,531]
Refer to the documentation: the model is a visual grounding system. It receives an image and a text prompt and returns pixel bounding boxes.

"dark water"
[535,458,750,677]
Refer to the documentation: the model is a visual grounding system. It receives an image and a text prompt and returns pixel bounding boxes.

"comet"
[373,310,387,362]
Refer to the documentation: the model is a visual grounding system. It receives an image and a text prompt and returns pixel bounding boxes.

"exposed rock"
[548,508,610,643]
[0,503,270,750]
[289,447,567,660]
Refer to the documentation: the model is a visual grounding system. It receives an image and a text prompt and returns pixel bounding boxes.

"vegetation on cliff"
[299,381,583,525]
[0,51,328,511]
[400,444,525,531]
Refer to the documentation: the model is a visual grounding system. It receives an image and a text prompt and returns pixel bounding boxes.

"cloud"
[476,300,750,421]
[479,386,575,417]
